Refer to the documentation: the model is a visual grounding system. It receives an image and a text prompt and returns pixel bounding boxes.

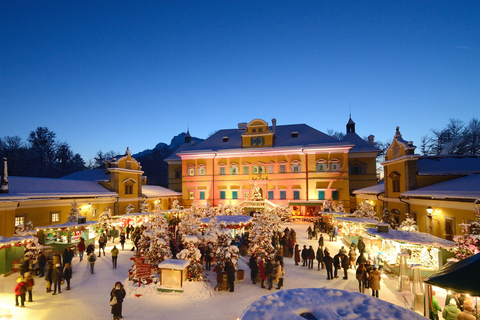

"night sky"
[1,1,479,161]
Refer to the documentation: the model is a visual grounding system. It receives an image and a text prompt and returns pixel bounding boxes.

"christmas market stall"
[365,227,455,278]
[36,220,97,254]
[200,215,253,238]
[157,258,190,293]
[334,216,382,249]
[0,235,39,275]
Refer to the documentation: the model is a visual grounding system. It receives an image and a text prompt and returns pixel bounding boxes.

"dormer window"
[291,132,298,138]
[223,137,229,142]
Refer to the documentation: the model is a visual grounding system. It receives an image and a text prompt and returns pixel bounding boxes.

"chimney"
[368,135,375,146]
[1,157,9,194]
[237,122,247,131]
[272,118,277,133]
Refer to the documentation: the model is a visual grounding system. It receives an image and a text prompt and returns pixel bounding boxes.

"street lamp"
[426,206,433,216]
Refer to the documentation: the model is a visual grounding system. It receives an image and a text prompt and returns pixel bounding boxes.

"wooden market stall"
[334,216,382,249]
[36,220,97,254]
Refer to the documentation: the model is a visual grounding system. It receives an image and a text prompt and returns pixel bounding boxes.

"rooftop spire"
[1,158,9,194]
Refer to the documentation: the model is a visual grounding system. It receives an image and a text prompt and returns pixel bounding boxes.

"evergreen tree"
[381,209,399,230]
[248,210,281,260]
[271,204,292,222]
[398,213,418,232]
[471,200,480,237]
[333,201,345,213]
[177,235,203,281]
[140,198,149,213]
[66,200,80,223]
[172,198,180,209]
[98,207,113,233]
[452,221,479,260]
[214,223,239,270]
[353,201,379,220]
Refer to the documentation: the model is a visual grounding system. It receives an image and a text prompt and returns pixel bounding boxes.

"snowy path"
[0,222,442,319]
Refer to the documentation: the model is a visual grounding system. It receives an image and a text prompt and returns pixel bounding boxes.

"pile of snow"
[241,287,428,320]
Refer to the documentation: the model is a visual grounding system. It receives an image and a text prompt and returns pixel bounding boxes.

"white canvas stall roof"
[365,227,455,249]
[36,220,98,230]
[158,258,190,270]
[141,185,181,198]
[111,212,154,219]
[0,235,35,245]
[335,217,380,225]
[200,215,253,226]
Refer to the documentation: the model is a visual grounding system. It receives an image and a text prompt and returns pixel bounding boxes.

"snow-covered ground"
[0,222,442,320]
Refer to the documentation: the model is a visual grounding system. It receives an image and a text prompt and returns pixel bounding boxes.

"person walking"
[14,276,26,307]
[214,264,223,291]
[205,245,212,271]
[301,245,308,267]
[341,252,349,280]
[110,281,126,320]
[119,232,126,250]
[86,242,95,256]
[24,272,35,302]
[275,260,284,290]
[37,252,47,277]
[294,244,300,266]
[62,248,73,266]
[225,258,236,292]
[316,246,324,270]
[111,226,118,243]
[45,262,53,293]
[357,237,366,255]
[349,247,357,269]
[318,234,324,251]
[111,246,119,269]
[369,267,381,297]
[88,251,97,274]
[259,258,266,288]
[306,226,313,240]
[52,263,63,295]
[248,253,259,284]
[265,259,274,290]
[99,233,107,256]
[307,246,315,270]
[64,263,72,290]
[333,252,341,279]
[77,237,86,261]
[324,252,334,280]
[356,263,367,293]
[365,260,373,289]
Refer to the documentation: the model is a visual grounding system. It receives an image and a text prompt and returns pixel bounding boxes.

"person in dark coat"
[294,244,301,265]
[259,258,266,288]
[248,254,259,284]
[318,234,324,250]
[86,243,95,256]
[324,252,334,280]
[110,281,126,320]
[357,238,366,255]
[62,248,73,266]
[307,246,315,270]
[20,258,30,277]
[356,253,367,267]
[356,263,367,293]
[265,259,274,290]
[37,252,47,277]
[45,262,53,293]
[52,263,63,295]
[64,263,72,290]
[77,237,86,261]
[119,233,126,250]
[341,253,349,279]
[205,245,212,271]
[365,260,373,288]
[214,265,223,291]
[225,258,236,292]
[301,245,308,267]
[316,246,324,270]
[333,253,341,278]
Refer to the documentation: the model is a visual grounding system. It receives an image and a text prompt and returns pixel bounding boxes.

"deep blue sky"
[1,1,479,161]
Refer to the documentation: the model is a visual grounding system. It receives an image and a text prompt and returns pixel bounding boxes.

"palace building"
[166,118,380,215]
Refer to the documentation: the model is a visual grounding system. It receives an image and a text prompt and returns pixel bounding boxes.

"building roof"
[164,140,201,162]
[401,174,480,201]
[417,155,480,176]
[61,169,110,182]
[352,182,385,195]
[366,227,455,249]
[340,132,381,153]
[142,185,181,198]
[0,176,117,200]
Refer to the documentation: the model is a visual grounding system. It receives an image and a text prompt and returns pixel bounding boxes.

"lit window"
[198,167,206,176]
[219,167,226,175]
[15,216,25,227]
[291,164,301,173]
[279,165,286,173]
[243,166,249,174]
[199,191,205,200]
[267,191,274,200]
[188,168,195,176]
[332,190,339,200]
[318,191,325,200]
[50,211,60,223]
[232,191,238,199]
[293,191,300,200]
[316,163,327,172]
[267,165,274,174]
[280,191,286,200]
[189,191,195,200]
[220,191,226,199]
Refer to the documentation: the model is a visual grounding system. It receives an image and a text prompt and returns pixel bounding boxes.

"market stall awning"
[200,215,253,226]
[289,200,324,206]
[424,253,480,296]
[365,228,455,249]
[0,235,35,245]
[111,212,154,219]
[36,220,98,230]
[335,217,380,225]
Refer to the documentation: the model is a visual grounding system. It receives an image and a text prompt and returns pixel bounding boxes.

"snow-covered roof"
[418,156,480,176]
[340,132,381,153]
[0,176,117,200]
[111,212,153,219]
[0,235,35,245]
[365,228,455,249]
[141,185,181,198]
[158,258,190,270]
[200,215,253,225]
[352,182,385,195]
[36,220,98,230]
[240,287,428,320]
[60,169,110,182]
[335,217,380,225]
[401,174,480,200]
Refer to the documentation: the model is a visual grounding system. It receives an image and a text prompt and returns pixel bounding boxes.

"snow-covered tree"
[178,206,201,239]
[470,200,480,237]
[14,220,36,236]
[172,198,180,209]
[140,198,149,213]
[452,221,479,260]
[202,200,216,218]
[353,201,379,220]
[323,199,332,212]
[125,204,135,214]
[222,202,241,215]
[248,210,281,260]
[271,204,292,222]
[333,201,345,213]
[398,213,418,232]
[66,200,80,223]
[214,223,239,270]
[177,235,203,281]
[98,207,113,233]
[382,209,399,230]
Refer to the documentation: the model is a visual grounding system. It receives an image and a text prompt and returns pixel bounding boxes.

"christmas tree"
[213,223,239,270]
[66,200,80,223]
[452,221,479,261]
[353,201,379,220]
[381,209,399,230]
[172,198,180,209]
[125,204,135,214]
[333,201,345,213]
[140,198,149,213]
[271,204,292,222]
[323,199,332,211]
[248,210,281,260]
[177,235,204,281]
[98,207,113,234]
[398,213,419,232]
